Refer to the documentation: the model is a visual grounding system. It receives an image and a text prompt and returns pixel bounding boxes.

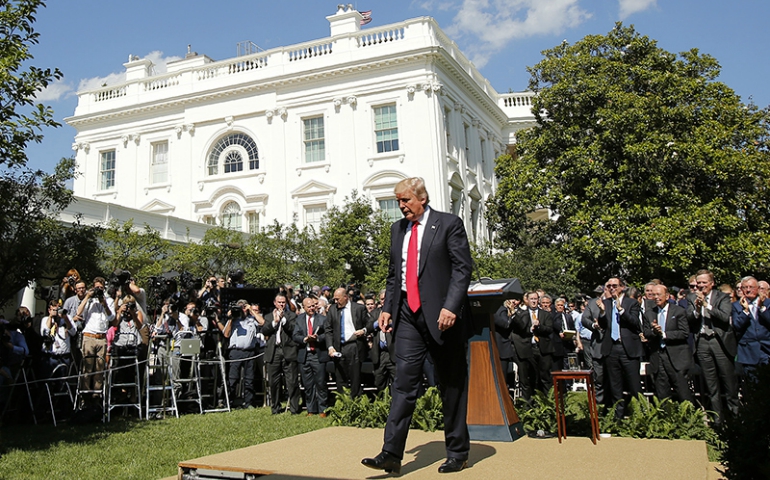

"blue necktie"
[658,308,667,349]
[611,301,620,341]
[340,308,346,343]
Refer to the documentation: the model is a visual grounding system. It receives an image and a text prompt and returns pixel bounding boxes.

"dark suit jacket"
[598,296,643,358]
[512,307,554,359]
[262,310,298,363]
[292,312,329,363]
[581,297,605,358]
[493,305,516,360]
[324,301,369,355]
[644,303,692,372]
[550,310,569,357]
[686,290,736,357]
[382,208,473,345]
[732,298,770,365]
[366,310,394,366]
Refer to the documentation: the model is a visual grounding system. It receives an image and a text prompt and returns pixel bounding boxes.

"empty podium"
[466,278,525,441]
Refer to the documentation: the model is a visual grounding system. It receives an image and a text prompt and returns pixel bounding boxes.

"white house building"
[65,5,535,244]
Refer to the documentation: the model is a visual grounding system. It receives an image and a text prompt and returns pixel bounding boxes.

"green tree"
[316,191,391,291]
[99,219,171,284]
[0,0,62,169]
[166,226,246,280]
[490,24,770,289]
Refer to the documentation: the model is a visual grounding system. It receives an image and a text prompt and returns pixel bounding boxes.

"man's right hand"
[378,311,392,333]
[596,297,605,312]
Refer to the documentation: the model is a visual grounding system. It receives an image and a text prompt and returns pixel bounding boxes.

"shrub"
[327,387,444,431]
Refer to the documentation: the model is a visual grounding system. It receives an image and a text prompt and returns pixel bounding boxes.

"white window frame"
[151,141,169,185]
[221,201,242,231]
[303,116,326,163]
[100,149,116,190]
[373,104,399,154]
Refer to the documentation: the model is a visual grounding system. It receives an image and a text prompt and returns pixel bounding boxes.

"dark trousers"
[299,352,328,414]
[374,350,397,392]
[227,349,255,407]
[696,337,738,422]
[332,342,362,398]
[383,299,469,460]
[653,351,692,403]
[605,342,641,418]
[266,345,300,414]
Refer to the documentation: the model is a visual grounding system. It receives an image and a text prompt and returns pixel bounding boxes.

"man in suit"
[581,285,607,403]
[597,277,643,418]
[367,291,396,392]
[362,177,472,475]
[493,299,519,391]
[512,291,554,400]
[292,296,329,416]
[645,284,693,402]
[262,293,300,414]
[732,276,770,381]
[686,269,738,423]
[325,287,370,398]
[552,297,575,371]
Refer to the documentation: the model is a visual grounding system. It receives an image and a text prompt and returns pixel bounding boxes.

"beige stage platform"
[170,426,716,479]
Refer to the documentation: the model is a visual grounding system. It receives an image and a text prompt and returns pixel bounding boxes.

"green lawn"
[0,408,329,479]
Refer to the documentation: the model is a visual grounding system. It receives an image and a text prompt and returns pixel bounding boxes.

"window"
[223,151,243,173]
[443,107,452,152]
[207,133,259,175]
[378,198,401,222]
[248,212,260,234]
[221,202,242,231]
[374,105,399,153]
[151,142,168,184]
[303,116,325,163]
[204,216,216,226]
[464,124,474,168]
[100,150,116,190]
[305,205,326,230]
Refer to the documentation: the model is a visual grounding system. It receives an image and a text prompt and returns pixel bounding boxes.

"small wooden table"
[551,370,600,444]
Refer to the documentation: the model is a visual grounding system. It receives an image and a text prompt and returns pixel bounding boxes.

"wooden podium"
[466,278,525,442]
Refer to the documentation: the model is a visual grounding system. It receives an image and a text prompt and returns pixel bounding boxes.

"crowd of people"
[1,266,768,426]
[0,268,408,421]
[494,270,770,425]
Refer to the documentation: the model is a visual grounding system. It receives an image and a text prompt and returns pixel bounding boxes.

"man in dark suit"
[597,277,643,418]
[493,299,519,391]
[581,285,608,404]
[325,287,370,398]
[262,293,300,414]
[367,293,396,392]
[645,284,693,402]
[362,177,472,475]
[732,276,770,381]
[292,296,328,416]
[512,291,554,400]
[686,269,738,423]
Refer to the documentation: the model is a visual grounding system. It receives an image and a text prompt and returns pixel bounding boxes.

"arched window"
[207,133,259,175]
[221,201,242,231]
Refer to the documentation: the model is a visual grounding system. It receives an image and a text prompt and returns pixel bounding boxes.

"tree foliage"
[0,0,62,169]
[490,24,770,289]
[99,219,171,281]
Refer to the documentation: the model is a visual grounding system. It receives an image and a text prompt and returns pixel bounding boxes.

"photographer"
[223,300,261,409]
[40,301,77,377]
[108,295,145,402]
[75,277,114,407]
[154,300,193,398]
[60,269,81,301]
[199,277,220,306]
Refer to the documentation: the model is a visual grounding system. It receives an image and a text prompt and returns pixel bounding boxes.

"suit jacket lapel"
[419,213,440,276]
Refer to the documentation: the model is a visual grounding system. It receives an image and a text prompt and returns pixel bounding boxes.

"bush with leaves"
[327,387,444,432]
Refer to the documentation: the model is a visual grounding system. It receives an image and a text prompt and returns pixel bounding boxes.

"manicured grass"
[0,408,329,479]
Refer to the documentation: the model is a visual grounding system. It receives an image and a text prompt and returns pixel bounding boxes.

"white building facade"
[66,6,535,244]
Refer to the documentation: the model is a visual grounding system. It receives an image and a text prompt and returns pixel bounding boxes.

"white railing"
[143,74,181,92]
[93,86,126,102]
[500,93,535,108]
[357,26,405,47]
[195,52,270,81]
[288,41,333,62]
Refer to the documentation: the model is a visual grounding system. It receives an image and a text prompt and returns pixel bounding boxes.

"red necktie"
[307,316,315,352]
[407,221,421,313]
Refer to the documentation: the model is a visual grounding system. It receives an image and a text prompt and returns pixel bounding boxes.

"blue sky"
[25,0,770,173]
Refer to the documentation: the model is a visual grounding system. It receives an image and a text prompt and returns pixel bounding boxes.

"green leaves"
[491,23,770,288]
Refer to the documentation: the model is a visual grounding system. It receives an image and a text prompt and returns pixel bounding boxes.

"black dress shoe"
[361,451,401,474]
[438,458,467,473]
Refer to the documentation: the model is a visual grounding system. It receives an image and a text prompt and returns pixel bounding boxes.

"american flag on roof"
[360,10,372,26]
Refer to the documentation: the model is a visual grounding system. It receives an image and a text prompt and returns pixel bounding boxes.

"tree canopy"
[490,24,770,289]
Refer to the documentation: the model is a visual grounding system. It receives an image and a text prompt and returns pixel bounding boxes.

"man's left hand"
[437,308,456,331]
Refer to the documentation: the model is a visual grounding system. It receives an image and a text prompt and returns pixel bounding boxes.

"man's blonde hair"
[394,177,430,204]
